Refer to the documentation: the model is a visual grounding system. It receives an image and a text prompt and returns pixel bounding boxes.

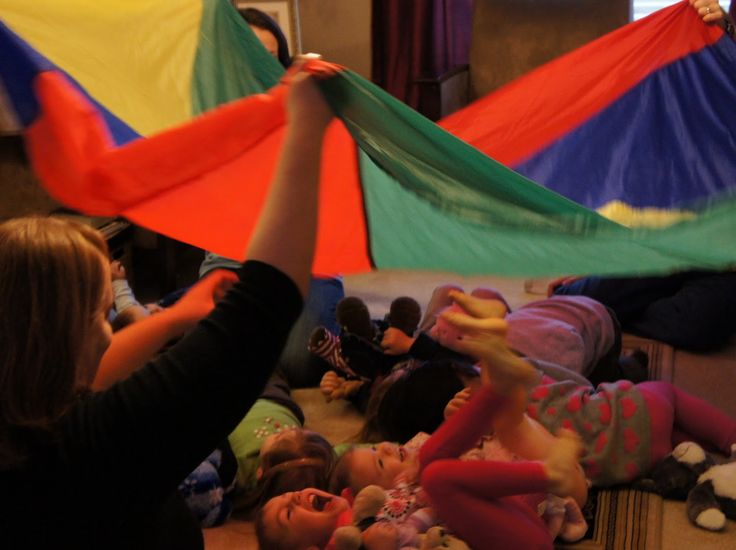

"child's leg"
[422,459,553,550]
[639,381,736,457]
[470,286,512,313]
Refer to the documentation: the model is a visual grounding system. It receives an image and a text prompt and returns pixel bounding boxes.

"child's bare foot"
[479,352,539,395]
[544,429,583,498]
[449,290,508,319]
[438,304,538,394]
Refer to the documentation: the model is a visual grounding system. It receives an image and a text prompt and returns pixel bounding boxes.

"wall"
[469,0,630,99]
[298,0,371,79]
[0,135,60,220]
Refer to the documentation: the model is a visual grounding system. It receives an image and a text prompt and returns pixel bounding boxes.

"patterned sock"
[308,326,358,378]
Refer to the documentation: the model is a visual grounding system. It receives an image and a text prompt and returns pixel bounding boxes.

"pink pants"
[418,385,553,550]
[639,381,736,466]
[422,459,553,550]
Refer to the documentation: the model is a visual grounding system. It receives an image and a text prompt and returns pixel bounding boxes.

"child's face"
[349,442,417,490]
[261,488,349,549]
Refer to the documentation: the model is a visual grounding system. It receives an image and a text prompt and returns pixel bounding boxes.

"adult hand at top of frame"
[286,70,334,131]
[167,269,238,333]
[690,0,725,23]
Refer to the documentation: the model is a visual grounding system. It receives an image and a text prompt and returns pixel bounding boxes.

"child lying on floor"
[358,291,736,488]
[310,295,423,412]
[179,370,337,526]
[256,299,588,550]
[315,284,647,415]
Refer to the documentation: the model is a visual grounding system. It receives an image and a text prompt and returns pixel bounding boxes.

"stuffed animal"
[332,485,387,550]
[331,484,470,550]
[687,449,736,531]
[417,526,470,550]
[637,441,736,531]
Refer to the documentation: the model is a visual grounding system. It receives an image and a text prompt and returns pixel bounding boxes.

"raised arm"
[81,69,337,503]
[245,69,334,297]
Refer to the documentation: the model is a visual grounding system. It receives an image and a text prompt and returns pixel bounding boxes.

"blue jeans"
[276,275,345,387]
[185,253,346,387]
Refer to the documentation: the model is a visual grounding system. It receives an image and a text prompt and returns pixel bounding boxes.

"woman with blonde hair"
[0,69,333,549]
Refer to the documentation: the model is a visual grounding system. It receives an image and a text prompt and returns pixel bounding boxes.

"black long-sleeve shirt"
[0,261,302,549]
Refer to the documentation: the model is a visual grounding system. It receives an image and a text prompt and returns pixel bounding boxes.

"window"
[633,1,731,21]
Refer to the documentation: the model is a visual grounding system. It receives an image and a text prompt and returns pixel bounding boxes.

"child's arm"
[381,328,467,362]
[380,327,415,355]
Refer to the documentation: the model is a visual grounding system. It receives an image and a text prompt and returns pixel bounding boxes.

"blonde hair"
[0,216,109,467]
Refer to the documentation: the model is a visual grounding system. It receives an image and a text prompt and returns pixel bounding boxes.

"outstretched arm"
[94,68,335,390]
[245,70,334,297]
[93,270,237,390]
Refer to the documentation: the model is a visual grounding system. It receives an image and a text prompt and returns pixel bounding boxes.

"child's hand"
[320,370,342,401]
[444,387,472,419]
[362,521,399,550]
[546,275,581,297]
[544,429,585,501]
[144,303,164,315]
[167,270,238,333]
[380,327,415,355]
[320,370,363,401]
[110,260,126,281]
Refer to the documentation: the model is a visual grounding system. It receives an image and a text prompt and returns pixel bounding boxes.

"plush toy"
[331,484,470,550]
[331,485,388,550]
[637,441,736,531]
[417,526,470,550]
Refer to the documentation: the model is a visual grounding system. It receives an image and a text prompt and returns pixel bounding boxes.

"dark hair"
[358,360,478,444]
[239,429,336,515]
[238,7,292,68]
